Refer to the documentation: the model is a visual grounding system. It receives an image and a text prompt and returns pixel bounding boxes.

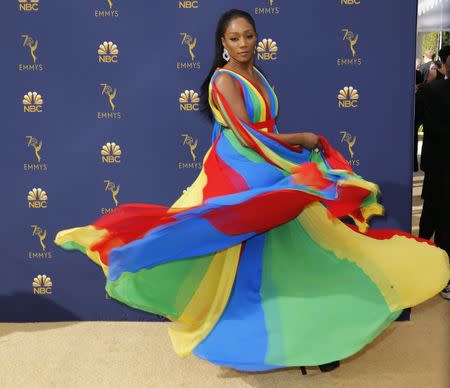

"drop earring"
[223,47,230,62]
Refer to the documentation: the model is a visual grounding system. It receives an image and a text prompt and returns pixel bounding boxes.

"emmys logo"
[23,91,43,113]
[18,0,39,12]
[32,274,52,295]
[177,33,200,70]
[255,0,280,15]
[24,136,48,171]
[338,86,359,108]
[101,179,120,214]
[257,38,278,61]
[26,136,42,162]
[101,142,122,164]
[338,29,361,66]
[95,0,119,17]
[340,0,360,4]
[28,187,48,208]
[19,35,43,71]
[340,131,360,167]
[22,35,38,63]
[179,90,199,111]
[178,134,202,169]
[97,83,121,119]
[178,0,199,8]
[29,225,52,259]
[98,41,119,63]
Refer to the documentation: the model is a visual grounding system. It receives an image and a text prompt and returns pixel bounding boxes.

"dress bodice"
[208,65,279,135]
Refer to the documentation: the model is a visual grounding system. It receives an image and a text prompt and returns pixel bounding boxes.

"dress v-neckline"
[216,65,272,118]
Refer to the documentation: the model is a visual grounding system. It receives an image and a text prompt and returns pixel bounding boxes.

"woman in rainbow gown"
[54,9,450,372]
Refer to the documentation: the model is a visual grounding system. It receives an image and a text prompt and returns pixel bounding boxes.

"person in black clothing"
[419,50,435,80]
[413,70,424,172]
[416,45,450,299]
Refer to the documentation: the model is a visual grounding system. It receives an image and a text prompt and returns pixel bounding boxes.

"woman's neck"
[223,59,254,77]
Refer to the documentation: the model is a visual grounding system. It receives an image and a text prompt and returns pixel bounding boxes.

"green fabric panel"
[310,150,329,172]
[60,241,87,254]
[261,217,400,366]
[248,88,262,121]
[224,129,265,163]
[106,253,214,320]
[216,97,246,145]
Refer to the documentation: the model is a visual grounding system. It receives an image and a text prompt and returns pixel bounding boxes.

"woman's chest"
[249,77,271,108]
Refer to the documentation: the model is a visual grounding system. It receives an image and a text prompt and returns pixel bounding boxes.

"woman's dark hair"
[199,9,267,123]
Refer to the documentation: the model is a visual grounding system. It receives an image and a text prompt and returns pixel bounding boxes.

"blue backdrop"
[0,0,418,321]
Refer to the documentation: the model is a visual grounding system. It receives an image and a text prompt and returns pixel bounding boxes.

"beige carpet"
[1,154,448,388]
[0,295,448,388]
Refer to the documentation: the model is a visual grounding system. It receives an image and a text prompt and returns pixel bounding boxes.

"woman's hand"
[271,132,323,151]
[297,132,323,151]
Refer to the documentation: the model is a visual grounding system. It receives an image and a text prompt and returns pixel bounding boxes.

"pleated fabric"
[55,66,450,371]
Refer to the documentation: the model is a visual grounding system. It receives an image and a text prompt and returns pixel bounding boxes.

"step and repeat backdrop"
[1,0,418,321]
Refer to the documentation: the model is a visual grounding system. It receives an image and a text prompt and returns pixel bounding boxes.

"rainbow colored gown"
[55,66,450,371]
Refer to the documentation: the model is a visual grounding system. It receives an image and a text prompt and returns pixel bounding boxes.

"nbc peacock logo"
[338,28,362,66]
[101,142,122,164]
[340,0,361,5]
[340,130,360,167]
[179,90,200,111]
[18,0,39,12]
[338,86,359,108]
[254,0,280,15]
[32,274,52,295]
[20,35,43,71]
[23,91,43,113]
[98,41,119,63]
[177,33,200,70]
[94,0,119,17]
[27,187,48,208]
[29,225,52,259]
[178,0,199,8]
[256,38,278,61]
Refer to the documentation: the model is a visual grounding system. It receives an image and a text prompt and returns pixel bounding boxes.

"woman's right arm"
[214,73,252,123]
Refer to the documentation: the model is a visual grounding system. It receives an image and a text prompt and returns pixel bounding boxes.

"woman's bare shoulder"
[213,72,240,94]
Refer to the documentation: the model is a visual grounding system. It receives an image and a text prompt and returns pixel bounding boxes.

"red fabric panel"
[202,141,249,200]
[203,190,323,236]
[291,162,333,190]
[319,136,353,173]
[344,223,437,247]
[91,204,177,264]
[324,185,372,218]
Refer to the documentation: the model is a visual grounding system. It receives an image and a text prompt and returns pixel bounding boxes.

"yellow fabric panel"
[298,203,450,312]
[170,148,211,209]
[167,244,242,357]
[54,226,109,276]
[168,147,243,357]
[350,203,385,233]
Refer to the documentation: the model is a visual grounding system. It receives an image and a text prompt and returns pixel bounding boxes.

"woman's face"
[221,17,257,63]
[428,63,438,81]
